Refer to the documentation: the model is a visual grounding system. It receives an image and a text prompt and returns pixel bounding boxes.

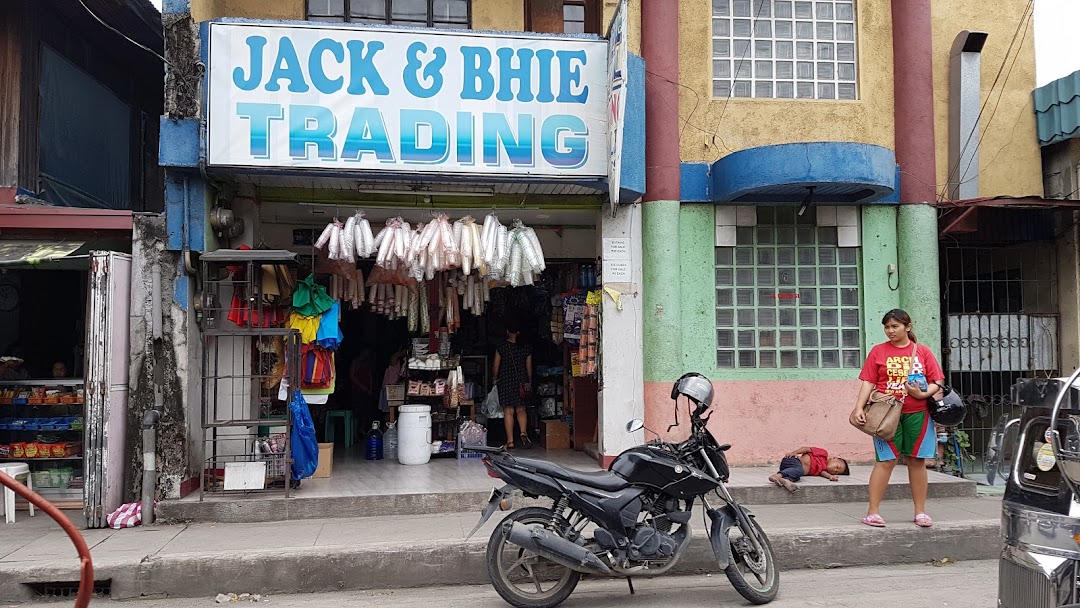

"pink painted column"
[891,0,937,204]
[641,0,680,203]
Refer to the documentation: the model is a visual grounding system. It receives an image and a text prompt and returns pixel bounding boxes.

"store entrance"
[301,261,602,497]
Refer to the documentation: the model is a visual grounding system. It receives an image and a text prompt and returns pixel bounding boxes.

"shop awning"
[0,240,86,267]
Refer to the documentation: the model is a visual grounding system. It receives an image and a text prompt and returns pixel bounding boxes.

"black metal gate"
[941,242,1059,480]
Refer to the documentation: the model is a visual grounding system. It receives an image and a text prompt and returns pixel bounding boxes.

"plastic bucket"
[397,404,432,465]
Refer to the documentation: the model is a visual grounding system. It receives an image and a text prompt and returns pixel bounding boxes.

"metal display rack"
[199,250,301,500]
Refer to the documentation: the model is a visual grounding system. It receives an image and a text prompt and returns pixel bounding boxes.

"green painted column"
[896,203,942,352]
[860,205,901,352]
[642,200,683,382]
[679,204,717,373]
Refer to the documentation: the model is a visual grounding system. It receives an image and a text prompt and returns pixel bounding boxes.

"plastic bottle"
[384,422,398,461]
[365,421,384,461]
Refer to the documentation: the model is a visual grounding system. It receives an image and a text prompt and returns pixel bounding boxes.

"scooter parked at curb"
[465,372,779,608]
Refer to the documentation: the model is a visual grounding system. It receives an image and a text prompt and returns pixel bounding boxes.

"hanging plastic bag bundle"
[289,390,320,480]
[352,211,376,258]
[341,214,357,264]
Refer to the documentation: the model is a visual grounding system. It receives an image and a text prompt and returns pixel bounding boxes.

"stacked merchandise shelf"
[0,379,86,507]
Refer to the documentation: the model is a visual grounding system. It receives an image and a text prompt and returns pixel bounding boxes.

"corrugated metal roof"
[1034,70,1080,147]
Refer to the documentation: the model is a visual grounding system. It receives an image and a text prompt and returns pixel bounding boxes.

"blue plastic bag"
[289,390,319,480]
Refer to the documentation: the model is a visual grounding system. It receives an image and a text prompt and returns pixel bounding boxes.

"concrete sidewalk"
[158,463,977,523]
[0,494,1003,601]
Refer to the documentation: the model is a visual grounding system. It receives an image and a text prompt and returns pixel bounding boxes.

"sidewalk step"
[157,466,977,524]
[0,497,1001,601]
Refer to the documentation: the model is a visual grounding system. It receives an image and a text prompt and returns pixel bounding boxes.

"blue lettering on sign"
[456,112,474,166]
[289,105,337,160]
[403,42,446,99]
[345,41,390,96]
[234,105,591,169]
[483,113,534,167]
[540,115,588,169]
[232,36,267,91]
[556,50,588,103]
[460,46,495,101]
[235,102,283,158]
[534,49,556,103]
[309,39,345,94]
[400,109,449,164]
[266,37,310,93]
[341,107,395,162]
[496,48,534,103]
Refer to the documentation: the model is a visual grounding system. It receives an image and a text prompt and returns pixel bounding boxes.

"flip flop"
[914,513,933,528]
[862,514,887,528]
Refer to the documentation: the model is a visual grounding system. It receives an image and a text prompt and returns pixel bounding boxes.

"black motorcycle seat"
[514,457,629,492]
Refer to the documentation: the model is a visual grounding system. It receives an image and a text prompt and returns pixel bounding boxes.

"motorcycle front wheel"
[725,514,779,604]
[486,507,582,608]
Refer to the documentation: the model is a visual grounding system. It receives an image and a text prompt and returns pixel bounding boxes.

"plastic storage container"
[384,422,398,461]
[397,404,432,465]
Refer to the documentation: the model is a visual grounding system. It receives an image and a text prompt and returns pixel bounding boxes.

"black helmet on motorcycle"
[929,386,966,427]
[671,372,714,408]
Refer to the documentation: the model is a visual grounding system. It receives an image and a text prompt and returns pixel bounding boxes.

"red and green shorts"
[873,411,936,461]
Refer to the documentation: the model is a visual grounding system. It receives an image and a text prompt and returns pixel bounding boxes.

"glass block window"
[715,206,862,369]
[711,0,858,100]
[308,0,470,29]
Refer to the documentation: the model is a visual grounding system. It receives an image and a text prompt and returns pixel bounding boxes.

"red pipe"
[641,0,680,202]
[891,0,938,204]
[0,470,95,608]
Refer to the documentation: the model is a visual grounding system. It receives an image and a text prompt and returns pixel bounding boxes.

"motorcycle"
[465,372,779,608]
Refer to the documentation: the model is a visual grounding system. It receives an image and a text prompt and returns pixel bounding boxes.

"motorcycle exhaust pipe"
[505,522,613,576]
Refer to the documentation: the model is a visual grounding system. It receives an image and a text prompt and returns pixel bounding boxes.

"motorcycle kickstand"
[626,577,635,595]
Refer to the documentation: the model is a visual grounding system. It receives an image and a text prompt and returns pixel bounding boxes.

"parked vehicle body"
[1000,370,1080,607]
[466,372,779,608]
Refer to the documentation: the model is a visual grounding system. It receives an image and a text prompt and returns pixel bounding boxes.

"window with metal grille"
[307,0,470,29]
[715,205,863,369]
[711,0,858,100]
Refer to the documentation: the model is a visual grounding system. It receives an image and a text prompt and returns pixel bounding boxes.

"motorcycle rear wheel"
[486,507,583,608]
[724,515,779,604]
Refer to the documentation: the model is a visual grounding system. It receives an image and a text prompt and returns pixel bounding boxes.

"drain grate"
[25,580,111,598]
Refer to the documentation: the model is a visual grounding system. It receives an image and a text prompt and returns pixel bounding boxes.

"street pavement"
[12,560,998,607]
[0,496,1002,601]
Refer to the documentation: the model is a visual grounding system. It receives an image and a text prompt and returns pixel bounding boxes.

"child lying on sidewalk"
[768,446,850,493]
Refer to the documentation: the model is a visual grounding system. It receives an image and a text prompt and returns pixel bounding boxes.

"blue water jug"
[365,421,384,461]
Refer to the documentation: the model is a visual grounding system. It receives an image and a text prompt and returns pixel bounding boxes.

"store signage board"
[206,22,609,177]
[605,0,628,212]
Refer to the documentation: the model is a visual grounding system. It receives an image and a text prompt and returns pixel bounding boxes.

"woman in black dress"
[493,319,532,449]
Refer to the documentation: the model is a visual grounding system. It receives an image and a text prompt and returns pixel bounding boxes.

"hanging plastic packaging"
[289,391,319,480]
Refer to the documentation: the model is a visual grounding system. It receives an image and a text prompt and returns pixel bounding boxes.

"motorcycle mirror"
[626,419,645,433]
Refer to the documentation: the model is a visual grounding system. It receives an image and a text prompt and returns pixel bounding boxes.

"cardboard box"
[540,420,570,450]
[313,443,334,478]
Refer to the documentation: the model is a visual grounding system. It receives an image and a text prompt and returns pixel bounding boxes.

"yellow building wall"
[472,0,524,31]
[192,0,303,22]
[191,0,527,31]
[931,0,1043,198]
[677,0,895,163]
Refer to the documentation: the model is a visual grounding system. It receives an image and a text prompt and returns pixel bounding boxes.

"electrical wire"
[709,0,771,143]
[76,0,199,98]
[938,0,1034,202]
[953,5,1034,191]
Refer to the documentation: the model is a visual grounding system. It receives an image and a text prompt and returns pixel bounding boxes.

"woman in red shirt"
[853,309,943,529]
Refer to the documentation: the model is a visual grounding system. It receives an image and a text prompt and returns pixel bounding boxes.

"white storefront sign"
[606,0,628,211]
[206,22,609,177]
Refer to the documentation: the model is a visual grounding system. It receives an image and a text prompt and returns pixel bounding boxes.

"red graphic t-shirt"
[805,447,829,476]
[859,342,944,414]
